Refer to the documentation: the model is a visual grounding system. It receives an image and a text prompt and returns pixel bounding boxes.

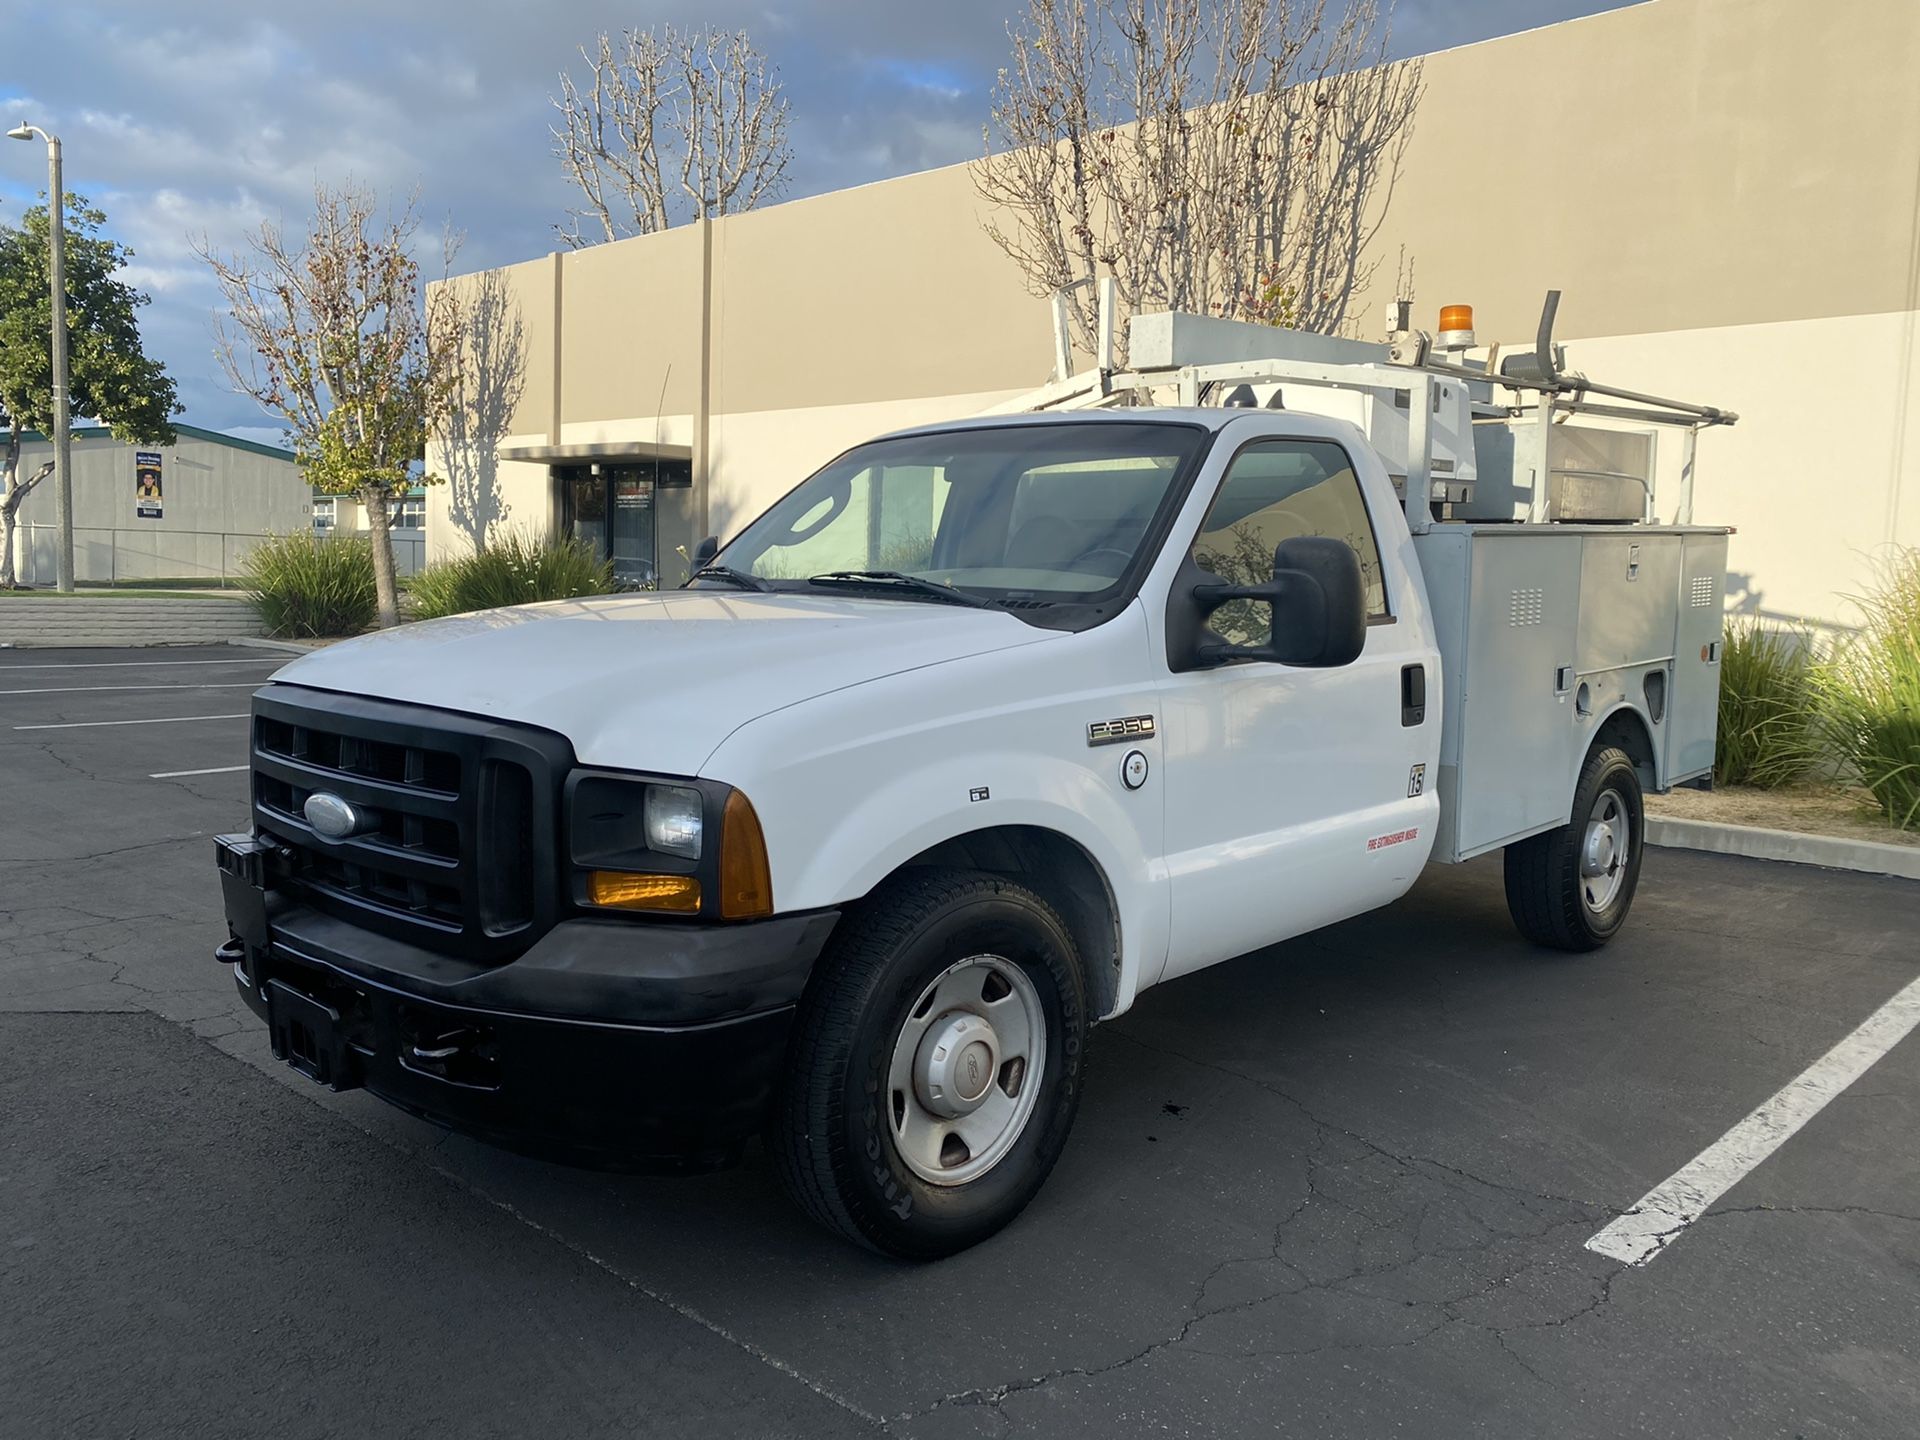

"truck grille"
[250,686,573,960]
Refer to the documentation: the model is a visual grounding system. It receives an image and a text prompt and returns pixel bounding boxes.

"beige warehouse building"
[427,0,1920,627]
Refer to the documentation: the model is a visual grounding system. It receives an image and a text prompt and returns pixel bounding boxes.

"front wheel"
[1503,744,1646,951]
[774,869,1088,1259]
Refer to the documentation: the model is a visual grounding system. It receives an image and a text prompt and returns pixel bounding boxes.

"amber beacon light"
[1437,304,1476,350]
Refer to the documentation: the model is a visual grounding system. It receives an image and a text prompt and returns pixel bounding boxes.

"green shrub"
[409,532,615,619]
[1816,548,1920,830]
[241,532,377,638]
[1714,619,1822,788]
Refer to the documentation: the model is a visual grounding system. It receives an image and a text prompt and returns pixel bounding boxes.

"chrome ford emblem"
[304,792,368,840]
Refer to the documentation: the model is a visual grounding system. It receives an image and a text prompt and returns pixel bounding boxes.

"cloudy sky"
[3,0,1637,442]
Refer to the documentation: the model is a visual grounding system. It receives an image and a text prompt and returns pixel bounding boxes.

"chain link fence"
[14,524,425,588]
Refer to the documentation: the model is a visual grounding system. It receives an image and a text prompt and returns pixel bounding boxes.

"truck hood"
[269,590,1056,775]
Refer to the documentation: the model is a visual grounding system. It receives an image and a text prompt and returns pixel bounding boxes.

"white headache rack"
[990,288,1738,538]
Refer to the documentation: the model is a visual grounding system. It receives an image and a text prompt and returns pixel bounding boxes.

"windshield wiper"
[688,565,770,593]
[806,570,994,608]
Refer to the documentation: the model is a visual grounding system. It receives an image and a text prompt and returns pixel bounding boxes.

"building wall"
[1368,0,1920,345]
[1571,310,1920,626]
[706,164,1055,416]
[9,428,310,585]
[426,0,1920,627]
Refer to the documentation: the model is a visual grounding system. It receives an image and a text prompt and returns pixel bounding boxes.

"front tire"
[1503,744,1646,951]
[774,869,1088,1259]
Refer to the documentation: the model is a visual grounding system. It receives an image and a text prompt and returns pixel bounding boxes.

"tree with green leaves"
[0,195,179,588]
[200,182,458,628]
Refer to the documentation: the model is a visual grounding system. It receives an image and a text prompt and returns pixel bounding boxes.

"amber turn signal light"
[719,790,774,919]
[587,871,702,913]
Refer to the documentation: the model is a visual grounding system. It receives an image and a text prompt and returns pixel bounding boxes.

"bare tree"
[975,0,1423,359]
[433,261,528,553]
[199,182,458,627]
[553,26,792,246]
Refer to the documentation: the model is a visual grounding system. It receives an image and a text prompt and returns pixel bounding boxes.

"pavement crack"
[0,832,209,870]
[1108,1028,1604,1215]
[1702,1201,1920,1225]
[899,1045,1619,1426]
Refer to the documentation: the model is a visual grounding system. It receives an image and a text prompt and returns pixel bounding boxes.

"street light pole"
[8,123,71,592]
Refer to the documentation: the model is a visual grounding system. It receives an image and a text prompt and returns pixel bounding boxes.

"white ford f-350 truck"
[216,295,1734,1257]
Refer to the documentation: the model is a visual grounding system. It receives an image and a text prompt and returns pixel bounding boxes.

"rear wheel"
[774,869,1088,1259]
[1503,744,1645,951]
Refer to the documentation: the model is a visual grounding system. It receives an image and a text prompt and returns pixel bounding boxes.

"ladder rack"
[990,289,1737,535]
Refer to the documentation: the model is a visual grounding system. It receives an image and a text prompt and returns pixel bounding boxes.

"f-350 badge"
[1087,715,1155,747]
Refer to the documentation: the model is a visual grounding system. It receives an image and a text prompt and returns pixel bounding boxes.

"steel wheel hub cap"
[915,1013,1000,1117]
[1582,821,1617,876]
[1580,787,1631,913]
[886,954,1047,1187]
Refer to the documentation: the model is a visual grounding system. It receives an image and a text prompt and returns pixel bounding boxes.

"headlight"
[569,774,701,867]
[643,784,703,859]
[565,771,773,920]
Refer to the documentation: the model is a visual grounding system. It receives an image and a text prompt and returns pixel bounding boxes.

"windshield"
[708,423,1208,605]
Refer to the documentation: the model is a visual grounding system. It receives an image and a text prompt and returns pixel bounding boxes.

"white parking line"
[150,765,249,779]
[15,713,250,731]
[1587,971,1920,1266]
[0,682,263,696]
[0,657,279,671]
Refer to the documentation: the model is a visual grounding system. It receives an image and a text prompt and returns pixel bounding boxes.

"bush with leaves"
[242,532,377,638]
[409,532,615,619]
[1714,620,1822,788]
[1816,548,1920,830]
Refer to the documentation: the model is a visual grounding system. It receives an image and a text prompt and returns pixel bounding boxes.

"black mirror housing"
[1266,535,1367,666]
[692,535,720,567]
[1174,535,1367,670]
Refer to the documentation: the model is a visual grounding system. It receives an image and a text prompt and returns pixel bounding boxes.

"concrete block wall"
[0,597,267,647]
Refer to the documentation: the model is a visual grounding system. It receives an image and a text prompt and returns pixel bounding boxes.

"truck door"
[1154,435,1434,980]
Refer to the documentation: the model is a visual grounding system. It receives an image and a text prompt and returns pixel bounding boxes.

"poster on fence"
[135,451,164,519]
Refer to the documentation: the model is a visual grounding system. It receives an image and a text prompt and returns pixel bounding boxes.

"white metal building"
[7,424,309,586]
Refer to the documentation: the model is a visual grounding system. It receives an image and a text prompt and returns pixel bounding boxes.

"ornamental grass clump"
[408,532,615,619]
[1713,619,1822,789]
[241,531,377,638]
[1816,548,1920,830]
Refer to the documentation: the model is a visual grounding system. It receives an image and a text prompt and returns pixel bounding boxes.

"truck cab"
[218,315,1730,1259]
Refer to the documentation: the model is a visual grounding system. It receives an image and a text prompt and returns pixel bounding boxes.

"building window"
[312,496,335,532]
[394,494,426,530]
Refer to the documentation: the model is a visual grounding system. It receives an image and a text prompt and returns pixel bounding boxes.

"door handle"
[1401,664,1427,727]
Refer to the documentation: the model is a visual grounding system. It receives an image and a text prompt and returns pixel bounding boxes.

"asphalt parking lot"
[3,644,1918,1438]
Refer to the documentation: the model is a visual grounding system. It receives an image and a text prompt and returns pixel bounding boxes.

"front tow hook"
[215,936,246,966]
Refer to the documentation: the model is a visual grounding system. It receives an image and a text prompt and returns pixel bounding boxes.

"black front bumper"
[216,835,837,1170]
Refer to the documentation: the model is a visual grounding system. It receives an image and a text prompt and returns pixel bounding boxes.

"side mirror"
[692,535,720,567]
[1187,535,1367,669]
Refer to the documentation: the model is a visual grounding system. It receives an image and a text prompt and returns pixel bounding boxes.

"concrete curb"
[1647,815,1920,881]
[227,636,340,655]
